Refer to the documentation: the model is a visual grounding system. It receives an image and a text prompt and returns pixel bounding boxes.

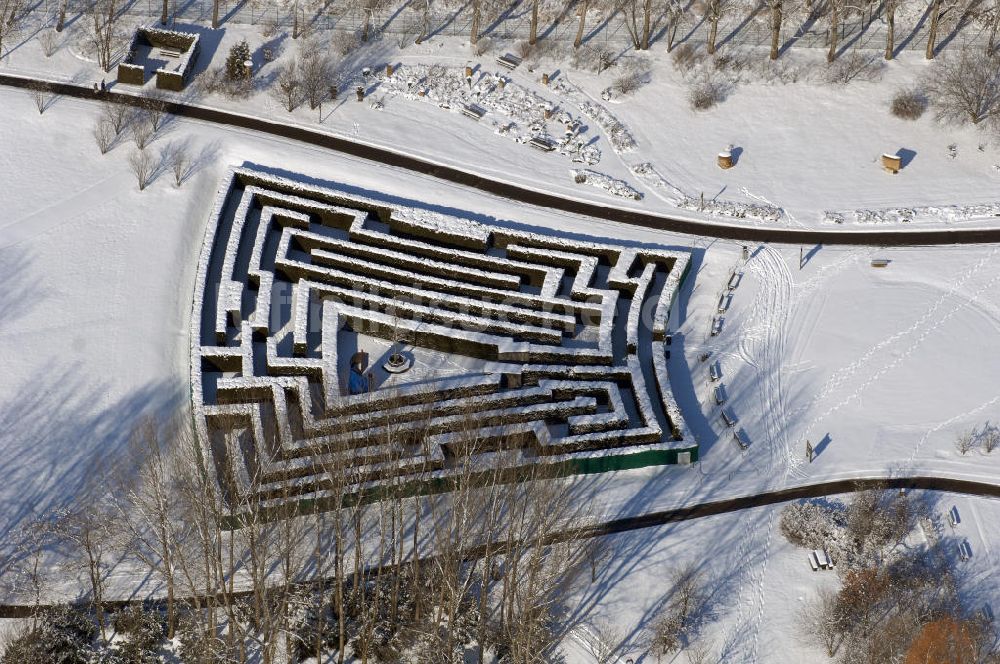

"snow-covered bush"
[331,29,361,56]
[571,44,614,74]
[108,605,164,663]
[2,605,96,664]
[824,49,885,85]
[891,88,928,120]
[925,47,1000,127]
[672,43,702,71]
[779,501,844,550]
[472,35,493,57]
[687,75,726,110]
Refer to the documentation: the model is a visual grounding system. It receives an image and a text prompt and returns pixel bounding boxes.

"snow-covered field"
[3,17,1000,229]
[2,13,1000,660]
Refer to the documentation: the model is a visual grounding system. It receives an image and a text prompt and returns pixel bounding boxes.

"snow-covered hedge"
[192,167,696,510]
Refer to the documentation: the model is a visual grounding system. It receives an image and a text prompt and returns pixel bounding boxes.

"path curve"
[4,73,1000,246]
[0,473,997,618]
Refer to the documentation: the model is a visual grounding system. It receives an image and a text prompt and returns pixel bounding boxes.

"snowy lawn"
[5,21,1000,228]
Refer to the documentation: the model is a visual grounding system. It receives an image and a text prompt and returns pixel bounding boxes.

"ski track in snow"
[722,246,800,663]
[793,246,1000,439]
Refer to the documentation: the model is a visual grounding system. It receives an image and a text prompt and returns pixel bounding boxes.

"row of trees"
[0,411,634,663]
[782,488,1000,662]
[7,0,1000,69]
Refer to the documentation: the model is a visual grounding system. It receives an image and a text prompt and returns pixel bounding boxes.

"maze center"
[192,167,696,508]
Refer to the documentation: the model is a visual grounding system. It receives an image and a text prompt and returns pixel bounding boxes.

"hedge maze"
[192,168,695,509]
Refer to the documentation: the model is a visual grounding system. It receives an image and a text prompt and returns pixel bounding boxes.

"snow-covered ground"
[2,74,999,536]
[558,491,1000,664]
[3,17,1000,229]
[2,15,1000,661]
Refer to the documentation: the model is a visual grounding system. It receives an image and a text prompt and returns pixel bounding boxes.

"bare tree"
[3,519,57,630]
[128,149,155,190]
[685,639,716,664]
[356,0,390,41]
[983,424,1000,453]
[298,51,334,110]
[131,116,154,148]
[39,29,59,57]
[101,99,131,134]
[589,620,624,664]
[0,0,28,58]
[56,0,69,31]
[954,426,978,455]
[27,84,47,114]
[170,143,190,186]
[766,0,783,59]
[86,0,122,71]
[94,118,115,153]
[826,0,847,62]
[985,0,1000,55]
[799,586,842,656]
[664,0,686,51]
[926,49,1000,127]
[574,0,590,48]
[52,501,116,641]
[529,0,541,43]
[619,0,656,50]
[273,61,302,111]
[926,0,944,58]
[700,0,730,55]
[884,0,905,59]
[140,92,169,131]
[110,418,190,638]
[585,538,613,583]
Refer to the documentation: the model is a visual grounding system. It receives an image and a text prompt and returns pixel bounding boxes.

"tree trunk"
[641,0,652,48]
[769,1,781,59]
[57,0,67,31]
[925,0,940,59]
[574,0,588,47]
[530,0,538,43]
[885,3,895,59]
[988,2,1000,55]
[827,2,839,62]
[470,0,481,45]
[160,0,168,24]
[421,0,431,41]
[708,16,719,54]
[212,0,220,28]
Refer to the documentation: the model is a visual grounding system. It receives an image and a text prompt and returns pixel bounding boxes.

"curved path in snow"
[4,73,1000,246]
[0,474,997,617]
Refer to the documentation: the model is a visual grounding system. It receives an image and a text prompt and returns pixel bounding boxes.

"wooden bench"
[461,104,486,120]
[713,384,726,405]
[727,271,741,290]
[709,363,721,382]
[158,48,183,58]
[721,408,737,428]
[710,316,723,336]
[528,137,555,152]
[870,259,891,268]
[496,53,522,70]
[717,293,730,314]
[733,429,750,450]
